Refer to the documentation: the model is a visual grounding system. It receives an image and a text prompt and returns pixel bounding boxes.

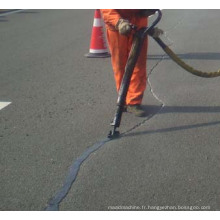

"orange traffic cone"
[85,9,111,58]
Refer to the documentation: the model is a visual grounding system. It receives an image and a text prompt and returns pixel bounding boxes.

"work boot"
[126,104,146,117]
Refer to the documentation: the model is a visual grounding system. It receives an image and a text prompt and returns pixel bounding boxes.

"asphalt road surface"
[0,9,220,211]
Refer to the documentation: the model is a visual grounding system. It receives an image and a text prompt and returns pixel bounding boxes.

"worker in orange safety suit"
[100,9,162,117]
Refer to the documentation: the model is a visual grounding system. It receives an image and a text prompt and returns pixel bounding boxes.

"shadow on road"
[148,52,220,60]
[124,105,220,137]
[0,16,8,22]
[159,105,220,114]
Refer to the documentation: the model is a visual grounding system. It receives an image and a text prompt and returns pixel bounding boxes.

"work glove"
[139,9,158,17]
[116,19,132,36]
[151,27,164,38]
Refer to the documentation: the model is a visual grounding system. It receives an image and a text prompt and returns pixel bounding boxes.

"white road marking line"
[0,102,11,110]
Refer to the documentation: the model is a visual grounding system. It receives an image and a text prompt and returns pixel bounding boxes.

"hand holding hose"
[116,10,163,36]
[116,19,134,35]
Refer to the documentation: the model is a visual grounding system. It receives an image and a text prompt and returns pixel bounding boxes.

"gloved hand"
[139,9,158,17]
[152,27,164,38]
[116,19,132,36]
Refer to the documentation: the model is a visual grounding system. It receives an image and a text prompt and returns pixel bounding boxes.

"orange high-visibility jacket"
[101,9,148,105]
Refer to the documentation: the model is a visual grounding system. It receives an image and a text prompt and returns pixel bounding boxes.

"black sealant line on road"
[45,52,166,211]
[0,9,26,17]
[45,103,165,211]
[45,137,113,211]
[45,114,160,211]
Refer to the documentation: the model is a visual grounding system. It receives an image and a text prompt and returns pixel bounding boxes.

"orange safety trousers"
[100,9,149,105]
[106,30,148,105]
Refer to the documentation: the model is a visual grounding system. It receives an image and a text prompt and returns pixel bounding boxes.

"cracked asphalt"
[0,9,220,211]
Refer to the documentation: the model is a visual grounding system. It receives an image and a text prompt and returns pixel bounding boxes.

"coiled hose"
[151,34,220,78]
